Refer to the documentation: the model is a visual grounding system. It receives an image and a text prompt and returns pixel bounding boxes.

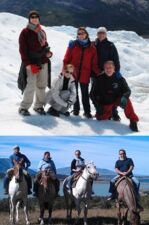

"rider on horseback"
[107,149,143,210]
[4,145,32,195]
[33,151,60,197]
[66,150,85,193]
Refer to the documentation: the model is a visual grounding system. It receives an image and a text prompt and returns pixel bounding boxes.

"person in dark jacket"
[63,27,100,118]
[4,146,32,195]
[93,27,121,121]
[18,10,52,116]
[90,61,139,132]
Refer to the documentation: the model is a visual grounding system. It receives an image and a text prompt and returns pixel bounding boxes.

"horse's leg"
[116,203,122,225]
[9,199,14,223]
[122,209,128,225]
[75,200,81,225]
[16,201,20,222]
[23,199,30,225]
[83,203,88,225]
[39,204,45,225]
[48,204,52,224]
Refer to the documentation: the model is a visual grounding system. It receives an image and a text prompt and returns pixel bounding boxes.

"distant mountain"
[0,0,149,34]
[57,167,116,176]
[0,158,36,177]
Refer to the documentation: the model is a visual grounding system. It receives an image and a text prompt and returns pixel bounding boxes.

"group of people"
[17,10,139,132]
[3,146,143,210]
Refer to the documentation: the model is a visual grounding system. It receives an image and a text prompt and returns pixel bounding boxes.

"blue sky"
[0,136,148,175]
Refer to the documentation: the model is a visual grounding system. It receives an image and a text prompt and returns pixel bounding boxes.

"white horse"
[63,162,98,225]
[8,164,30,225]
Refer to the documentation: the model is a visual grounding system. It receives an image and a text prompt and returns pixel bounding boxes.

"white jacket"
[47,74,76,107]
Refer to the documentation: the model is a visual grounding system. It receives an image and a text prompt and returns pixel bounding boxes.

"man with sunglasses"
[46,64,76,117]
[18,10,52,116]
[108,149,140,203]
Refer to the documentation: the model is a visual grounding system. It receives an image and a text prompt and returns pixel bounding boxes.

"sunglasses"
[65,70,73,75]
[78,32,86,35]
[30,15,39,19]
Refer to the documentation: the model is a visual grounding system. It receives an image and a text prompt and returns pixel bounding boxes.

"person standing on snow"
[63,27,100,118]
[18,10,52,116]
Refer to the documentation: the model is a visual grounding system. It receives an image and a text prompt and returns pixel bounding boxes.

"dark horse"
[116,176,140,225]
[37,169,56,225]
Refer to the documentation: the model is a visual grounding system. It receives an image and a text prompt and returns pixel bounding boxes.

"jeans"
[109,175,140,194]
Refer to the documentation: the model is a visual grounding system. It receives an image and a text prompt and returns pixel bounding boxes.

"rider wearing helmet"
[33,151,60,197]
[4,145,32,195]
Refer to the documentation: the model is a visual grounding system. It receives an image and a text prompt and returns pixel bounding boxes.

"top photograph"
[0,0,149,135]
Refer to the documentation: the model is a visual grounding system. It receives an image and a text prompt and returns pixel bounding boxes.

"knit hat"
[77,27,89,38]
[13,145,20,151]
[28,10,40,20]
[97,27,107,34]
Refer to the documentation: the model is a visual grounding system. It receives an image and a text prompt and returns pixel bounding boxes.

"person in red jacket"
[63,27,100,118]
[18,10,52,116]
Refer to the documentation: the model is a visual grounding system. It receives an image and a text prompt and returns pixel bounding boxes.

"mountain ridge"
[0,0,149,34]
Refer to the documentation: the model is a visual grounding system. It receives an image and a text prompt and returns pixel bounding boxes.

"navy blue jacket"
[9,153,31,169]
[93,38,120,72]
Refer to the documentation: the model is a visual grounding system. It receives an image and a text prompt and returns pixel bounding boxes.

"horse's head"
[41,169,55,190]
[84,162,98,180]
[13,163,23,183]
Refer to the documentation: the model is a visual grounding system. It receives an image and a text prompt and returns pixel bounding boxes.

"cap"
[28,10,40,19]
[97,27,107,34]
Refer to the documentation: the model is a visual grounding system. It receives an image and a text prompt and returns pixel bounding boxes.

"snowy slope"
[0,12,149,135]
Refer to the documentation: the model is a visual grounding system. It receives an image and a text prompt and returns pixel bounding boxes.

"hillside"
[0,0,149,34]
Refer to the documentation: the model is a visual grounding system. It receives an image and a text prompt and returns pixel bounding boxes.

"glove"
[30,64,41,74]
[67,100,73,109]
[120,96,128,109]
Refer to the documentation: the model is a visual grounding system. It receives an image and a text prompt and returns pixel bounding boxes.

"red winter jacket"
[63,40,100,84]
[19,28,49,66]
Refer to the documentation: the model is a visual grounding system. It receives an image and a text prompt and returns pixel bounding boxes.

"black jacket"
[94,38,120,72]
[90,73,131,105]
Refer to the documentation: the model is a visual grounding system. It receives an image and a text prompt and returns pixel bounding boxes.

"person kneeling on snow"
[90,60,139,132]
[46,64,76,117]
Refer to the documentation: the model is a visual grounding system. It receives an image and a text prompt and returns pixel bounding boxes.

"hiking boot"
[83,112,93,119]
[111,113,121,121]
[18,108,30,116]
[60,111,70,117]
[107,194,115,201]
[111,108,121,121]
[129,121,139,132]
[73,110,79,116]
[47,107,60,117]
[34,107,46,115]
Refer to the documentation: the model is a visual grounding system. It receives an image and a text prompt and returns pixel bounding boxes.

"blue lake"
[0,179,149,199]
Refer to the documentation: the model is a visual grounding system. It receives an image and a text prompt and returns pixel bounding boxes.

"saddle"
[71,171,82,188]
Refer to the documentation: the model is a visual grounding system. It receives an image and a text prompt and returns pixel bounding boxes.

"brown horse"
[37,169,56,225]
[116,176,140,225]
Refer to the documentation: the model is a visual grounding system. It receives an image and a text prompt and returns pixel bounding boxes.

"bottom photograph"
[0,136,148,225]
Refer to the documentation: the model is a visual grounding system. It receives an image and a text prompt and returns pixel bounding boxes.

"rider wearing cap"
[33,151,60,197]
[4,146,32,194]
[108,149,143,210]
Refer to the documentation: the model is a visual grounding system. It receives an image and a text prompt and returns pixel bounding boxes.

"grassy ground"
[0,208,149,225]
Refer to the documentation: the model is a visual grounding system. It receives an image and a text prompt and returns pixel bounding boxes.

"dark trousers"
[74,82,90,113]
[4,176,9,190]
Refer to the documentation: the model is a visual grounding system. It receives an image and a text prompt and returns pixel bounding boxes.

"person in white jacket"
[46,64,76,117]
